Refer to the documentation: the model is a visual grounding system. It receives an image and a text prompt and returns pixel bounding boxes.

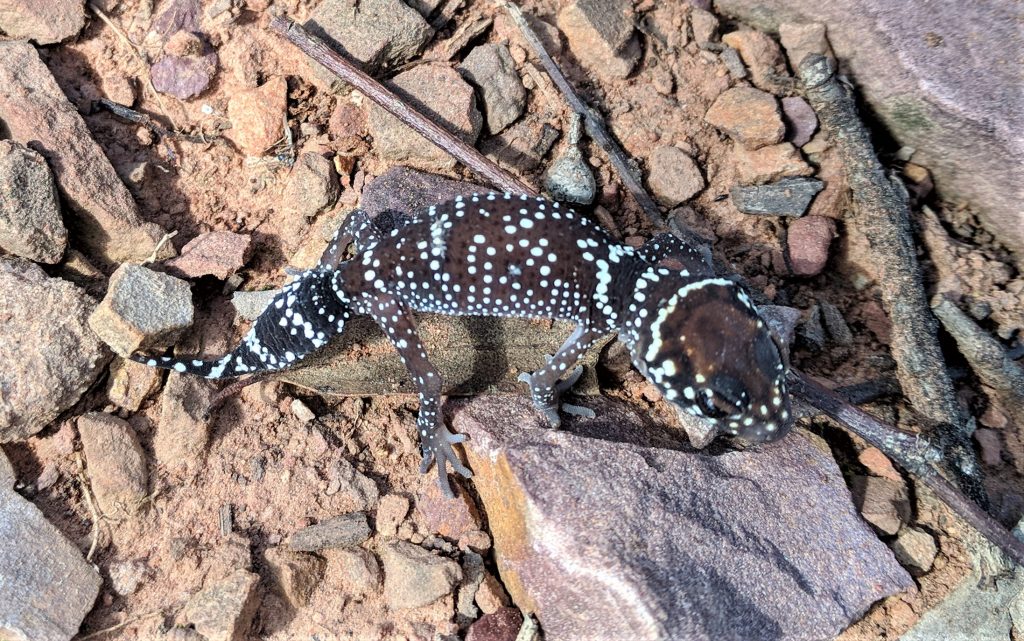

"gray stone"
[557,0,641,80]
[306,0,433,80]
[0,0,85,44]
[716,0,1024,264]
[182,569,260,641]
[457,551,486,623]
[155,372,215,473]
[368,63,482,172]
[544,115,596,205]
[88,263,194,358]
[0,42,167,265]
[0,451,101,640]
[455,396,912,641]
[731,177,824,216]
[231,288,277,322]
[380,540,462,610]
[647,146,706,206]
[459,43,527,135]
[0,140,66,263]
[78,412,148,518]
[0,258,109,442]
[287,512,371,552]
[283,152,340,219]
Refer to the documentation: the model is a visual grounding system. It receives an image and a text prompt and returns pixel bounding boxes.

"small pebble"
[781,97,818,147]
[290,398,316,423]
[786,216,836,276]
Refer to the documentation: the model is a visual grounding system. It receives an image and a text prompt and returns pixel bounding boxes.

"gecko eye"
[696,390,729,419]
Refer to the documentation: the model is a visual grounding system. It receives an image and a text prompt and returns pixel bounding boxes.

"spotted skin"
[133,193,793,496]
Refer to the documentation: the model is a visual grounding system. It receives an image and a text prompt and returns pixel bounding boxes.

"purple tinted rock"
[715,0,1024,263]
[465,607,523,641]
[151,52,218,100]
[781,96,818,147]
[152,0,200,38]
[360,166,490,219]
[455,396,912,641]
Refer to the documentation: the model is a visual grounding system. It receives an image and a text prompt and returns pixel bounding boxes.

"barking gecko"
[132,193,793,496]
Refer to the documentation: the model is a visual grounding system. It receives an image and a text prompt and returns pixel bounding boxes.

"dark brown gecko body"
[134,194,792,495]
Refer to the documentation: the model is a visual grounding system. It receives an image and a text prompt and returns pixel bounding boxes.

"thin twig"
[268,16,535,196]
[931,295,1024,428]
[142,229,177,264]
[497,0,666,231]
[98,98,209,144]
[797,54,984,500]
[74,453,102,563]
[789,372,1024,567]
[76,610,163,640]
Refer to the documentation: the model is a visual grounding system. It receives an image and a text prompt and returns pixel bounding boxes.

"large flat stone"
[0,450,101,640]
[715,0,1024,264]
[0,258,109,442]
[0,42,166,265]
[454,396,913,641]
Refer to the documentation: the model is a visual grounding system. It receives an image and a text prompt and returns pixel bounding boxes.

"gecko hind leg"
[518,326,601,428]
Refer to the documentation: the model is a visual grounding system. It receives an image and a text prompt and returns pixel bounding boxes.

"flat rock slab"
[0,41,166,265]
[281,314,609,396]
[454,396,912,641]
[0,450,101,640]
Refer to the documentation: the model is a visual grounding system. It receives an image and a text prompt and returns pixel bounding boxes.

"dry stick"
[790,372,1024,567]
[267,15,1024,567]
[497,0,666,231]
[268,16,535,196]
[932,295,1024,428]
[796,54,985,501]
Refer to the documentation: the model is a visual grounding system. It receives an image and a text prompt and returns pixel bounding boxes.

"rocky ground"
[0,0,1022,640]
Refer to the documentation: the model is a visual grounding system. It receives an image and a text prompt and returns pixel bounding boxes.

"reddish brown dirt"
[1,0,1020,639]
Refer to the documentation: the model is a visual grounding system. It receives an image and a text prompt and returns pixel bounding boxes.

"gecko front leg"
[518,325,602,428]
[357,290,471,497]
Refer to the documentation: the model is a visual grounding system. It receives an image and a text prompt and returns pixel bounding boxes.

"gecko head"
[627,274,792,443]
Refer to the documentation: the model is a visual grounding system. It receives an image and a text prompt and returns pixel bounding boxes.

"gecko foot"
[518,365,593,428]
[420,426,472,498]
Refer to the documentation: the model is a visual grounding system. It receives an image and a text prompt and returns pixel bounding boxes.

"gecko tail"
[130,268,351,379]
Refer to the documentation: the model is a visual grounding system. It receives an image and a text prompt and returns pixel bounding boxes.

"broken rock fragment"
[459,43,527,135]
[166,231,251,280]
[705,86,785,149]
[787,215,837,276]
[0,257,109,442]
[381,540,462,610]
[368,63,482,173]
[305,0,433,83]
[0,140,67,263]
[287,512,372,552]
[557,0,641,80]
[226,77,288,156]
[0,0,86,44]
[88,263,194,358]
[647,146,705,206]
[183,569,261,641]
[456,395,912,641]
[78,412,149,518]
